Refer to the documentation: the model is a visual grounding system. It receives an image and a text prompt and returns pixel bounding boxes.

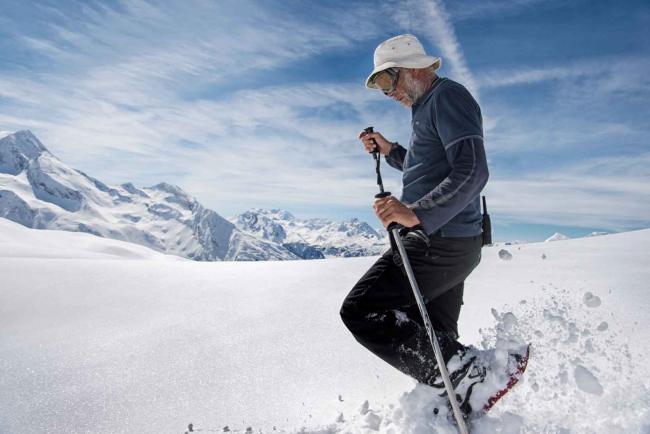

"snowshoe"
[431,343,531,421]
[481,343,530,414]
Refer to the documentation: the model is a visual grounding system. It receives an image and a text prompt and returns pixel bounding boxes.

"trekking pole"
[364,127,470,434]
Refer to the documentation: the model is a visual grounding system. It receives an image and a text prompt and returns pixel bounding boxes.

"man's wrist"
[407,206,421,227]
[389,141,399,154]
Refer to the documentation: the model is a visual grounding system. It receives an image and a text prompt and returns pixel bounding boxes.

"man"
[339,34,526,417]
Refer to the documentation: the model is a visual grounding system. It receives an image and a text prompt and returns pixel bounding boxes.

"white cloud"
[28,0,380,93]
[0,0,393,185]
[394,0,479,98]
[0,69,409,214]
[486,153,650,230]
[1,0,648,234]
[478,65,591,89]
[476,54,650,158]
[446,0,566,22]
[476,55,650,90]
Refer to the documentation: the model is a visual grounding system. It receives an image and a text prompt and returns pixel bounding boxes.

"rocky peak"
[0,130,51,175]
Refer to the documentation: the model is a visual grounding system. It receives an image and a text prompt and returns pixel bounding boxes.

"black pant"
[339,230,482,386]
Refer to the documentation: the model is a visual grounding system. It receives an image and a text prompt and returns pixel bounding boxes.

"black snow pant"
[339,229,483,386]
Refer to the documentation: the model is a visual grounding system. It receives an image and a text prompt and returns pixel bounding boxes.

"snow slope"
[1,218,649,433]
[0,217,184,260]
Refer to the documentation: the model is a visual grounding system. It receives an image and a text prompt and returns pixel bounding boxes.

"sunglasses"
[373,68,400,94]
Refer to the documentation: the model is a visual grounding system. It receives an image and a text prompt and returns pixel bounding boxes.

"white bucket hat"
[365,34,442,89]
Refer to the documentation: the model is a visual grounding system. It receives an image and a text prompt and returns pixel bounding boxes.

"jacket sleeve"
[407,83,488,235]
[384,142,407,171]
[409,137,489,234]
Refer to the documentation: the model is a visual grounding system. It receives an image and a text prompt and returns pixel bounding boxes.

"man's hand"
[359,129,394,156]
[373,196,421,229]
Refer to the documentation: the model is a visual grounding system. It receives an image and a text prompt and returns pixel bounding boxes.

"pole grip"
[364,126,379,154]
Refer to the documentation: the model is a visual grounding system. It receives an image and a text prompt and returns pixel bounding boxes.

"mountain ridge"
[229,208,388,258]
[0,130,297,261]
[0,130,387,261]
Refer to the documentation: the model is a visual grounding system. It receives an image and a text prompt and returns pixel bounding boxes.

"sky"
[0,0,649,242]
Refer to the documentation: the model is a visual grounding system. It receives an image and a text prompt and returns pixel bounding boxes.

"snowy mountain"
[545,232,570,242]
[586,231,609,237]
[491,239,528,247]
[492,231,611,247]
[0,130,298,261]
[1,217,649,433]
[230,208,388,258]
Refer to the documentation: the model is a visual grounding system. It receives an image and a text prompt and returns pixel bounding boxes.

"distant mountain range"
[545,232,571,242]
[491,231,610,247]
[229,209,388,259]
[0,130,388,261]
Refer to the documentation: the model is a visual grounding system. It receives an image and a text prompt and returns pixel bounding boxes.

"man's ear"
[410,68,426,79]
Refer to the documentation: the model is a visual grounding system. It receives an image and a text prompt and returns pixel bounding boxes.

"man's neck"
[425,74,440,92]
[411,74,441,107]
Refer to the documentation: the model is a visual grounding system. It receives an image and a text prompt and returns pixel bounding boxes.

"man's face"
[384,68,413,108]
[385,68,429,108]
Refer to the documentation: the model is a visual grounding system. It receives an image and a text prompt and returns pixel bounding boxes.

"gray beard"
[402,74,432,106]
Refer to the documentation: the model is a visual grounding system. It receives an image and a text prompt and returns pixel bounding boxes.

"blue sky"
[1,0,649,242]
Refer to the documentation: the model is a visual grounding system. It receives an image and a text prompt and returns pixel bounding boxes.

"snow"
[0,217,182,260]
[573,365,604,395]
[583,291,602,308]
[497,249,513,260]
[1,218,649,433]
[586,231,609,237]
[545,232,570,242]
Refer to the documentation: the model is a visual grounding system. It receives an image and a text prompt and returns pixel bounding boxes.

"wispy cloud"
[446,0,568,22]
[0,0,648,238]
[486,152,650,230]
[14,0,375,100]
[394,0,479,98]
[0,0,409,214]
[0,0,390,179]
[478,64,591,89]
[0,73,406,203]
[477,55,650,90]
[478,55,650,158]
